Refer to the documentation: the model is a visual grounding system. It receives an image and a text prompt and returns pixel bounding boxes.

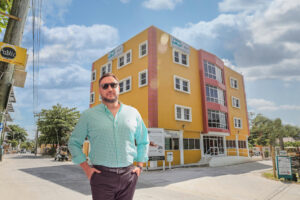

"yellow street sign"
[0,42,27,67]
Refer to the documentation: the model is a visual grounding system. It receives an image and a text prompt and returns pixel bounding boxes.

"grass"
[262,170,300,184]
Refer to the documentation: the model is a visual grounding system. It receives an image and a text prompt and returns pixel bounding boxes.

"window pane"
[126,79,130,90]
[175,78,181,89]
[189,139,195,149]
[176,107,181,119]
[119,82,124,93]
[182,54,187,65]
[183,139,189,150]
[182,81,188,92]
[184,108,190,120]
[195,139,200,149]
[173,138,179,150]
[165,138,171,150]
[119,57,124,66]
[126,52,131,63]
[174,51,179,63]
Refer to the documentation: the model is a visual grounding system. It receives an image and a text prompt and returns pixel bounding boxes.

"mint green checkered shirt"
[68,103,149,167]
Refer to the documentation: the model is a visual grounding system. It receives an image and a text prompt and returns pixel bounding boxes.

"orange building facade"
[89,26,249,166]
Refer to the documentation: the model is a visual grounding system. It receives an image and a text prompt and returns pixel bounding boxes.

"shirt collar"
[100,102,123,114]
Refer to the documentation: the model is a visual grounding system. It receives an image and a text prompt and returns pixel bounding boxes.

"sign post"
[167,151,173,169]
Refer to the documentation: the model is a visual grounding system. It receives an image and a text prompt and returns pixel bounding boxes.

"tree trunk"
[270,144,277,178]
[279,137,284,150]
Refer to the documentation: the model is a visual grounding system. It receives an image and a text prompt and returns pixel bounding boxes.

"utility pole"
[0,0,30,124]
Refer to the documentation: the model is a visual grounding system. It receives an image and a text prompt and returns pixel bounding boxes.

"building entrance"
[203,136,224,156]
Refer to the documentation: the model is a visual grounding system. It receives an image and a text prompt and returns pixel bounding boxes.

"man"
[68,73,149,200]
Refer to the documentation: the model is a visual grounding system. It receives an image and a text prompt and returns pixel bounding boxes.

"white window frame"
[139,40,148,58]
[232,96,240,108]
[204,60,223,84]
[173,75,191,94]
[230,77,238,89]
[100,61,112,77]
[91,70,96,82]
[138,69,148,88]
[234,117,242,129]
[175,104,192,122]
[99,94,102,101]
[118,49,132,69]
[119,76,132,94]
[90,92,95,104]
[172,48,189,67]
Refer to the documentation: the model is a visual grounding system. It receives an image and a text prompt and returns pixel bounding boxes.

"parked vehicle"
[54,146,69,161]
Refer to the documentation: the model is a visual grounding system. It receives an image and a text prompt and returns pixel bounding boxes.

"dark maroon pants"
[90,165,138,200]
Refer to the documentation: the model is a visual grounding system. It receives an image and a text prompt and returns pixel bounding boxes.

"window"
[208,110,228,129]
[183,138,200,150]
[232,96,240,108]
[234,117,242,128]
[119,76,131,94]
[91,70,96,82]
[238,141,247,149]
[173,49,189,66]
[206,85,225,105]
[139,41,148,58]
[175,105,192,122]
[100,61,112,77]
[118,50,132,69]
[230,77,238,89]
[204,60,223,83]
[165,138,179,150]
[226,140,236,148]
[174,75,190,93]
[90,92,95,104]
[139,70,148,87]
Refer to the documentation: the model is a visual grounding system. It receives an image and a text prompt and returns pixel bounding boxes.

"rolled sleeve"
[135,116,149,162]
[68,112,89,165]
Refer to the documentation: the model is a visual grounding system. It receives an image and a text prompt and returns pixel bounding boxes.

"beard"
[102,96,118,103]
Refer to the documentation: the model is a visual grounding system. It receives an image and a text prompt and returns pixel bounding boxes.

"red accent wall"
[198,50,230,134]
[148,26,158,127]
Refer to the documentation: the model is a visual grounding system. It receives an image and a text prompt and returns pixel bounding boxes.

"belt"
[93,164,133,174]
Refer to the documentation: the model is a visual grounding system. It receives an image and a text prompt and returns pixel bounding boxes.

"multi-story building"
[90,26,249,166]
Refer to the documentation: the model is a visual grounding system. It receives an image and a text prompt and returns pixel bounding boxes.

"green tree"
[6,124,28,142]
[37,104,80,147]
[0,0,13,33]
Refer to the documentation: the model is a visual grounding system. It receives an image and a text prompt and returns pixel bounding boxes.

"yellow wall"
[224,66,249,137]
[156,28,203,133]
[91,28,149,126]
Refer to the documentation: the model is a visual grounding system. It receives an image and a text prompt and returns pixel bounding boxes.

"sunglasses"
[101,82,119,90]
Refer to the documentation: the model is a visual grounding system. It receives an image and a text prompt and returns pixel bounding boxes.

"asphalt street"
[0,154,299,200]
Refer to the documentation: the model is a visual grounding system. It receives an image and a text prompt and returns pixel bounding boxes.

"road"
[0,154,299,200]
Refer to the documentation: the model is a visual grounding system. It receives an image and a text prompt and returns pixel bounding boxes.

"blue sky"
[1,0,300,139]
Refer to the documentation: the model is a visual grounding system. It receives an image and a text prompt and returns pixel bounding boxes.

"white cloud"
[248,98,300,111]
[171,0,300,82]
[218,0,270,12]
[142,0,183,10]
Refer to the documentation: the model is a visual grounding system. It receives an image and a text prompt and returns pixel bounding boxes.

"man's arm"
[80,161,101,180]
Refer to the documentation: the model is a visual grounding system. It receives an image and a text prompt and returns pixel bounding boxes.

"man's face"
[99,76,119,103]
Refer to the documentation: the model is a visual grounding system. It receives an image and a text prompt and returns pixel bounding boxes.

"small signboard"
[108,45,123,60]
[279,150,287,156]
[0,42,27,67]
[277,156,293,179]
[167,152,173,162]
[148,128,165,161]
[170,36,190,54]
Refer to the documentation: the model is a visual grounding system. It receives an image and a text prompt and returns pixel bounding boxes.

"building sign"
[170,36,190,55]
[108,45,123,61]
[277,156,292,179]
[0,42,27,67]
[148,128,165,161]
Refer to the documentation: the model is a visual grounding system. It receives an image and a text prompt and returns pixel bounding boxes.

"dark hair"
[98,73,119,86]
